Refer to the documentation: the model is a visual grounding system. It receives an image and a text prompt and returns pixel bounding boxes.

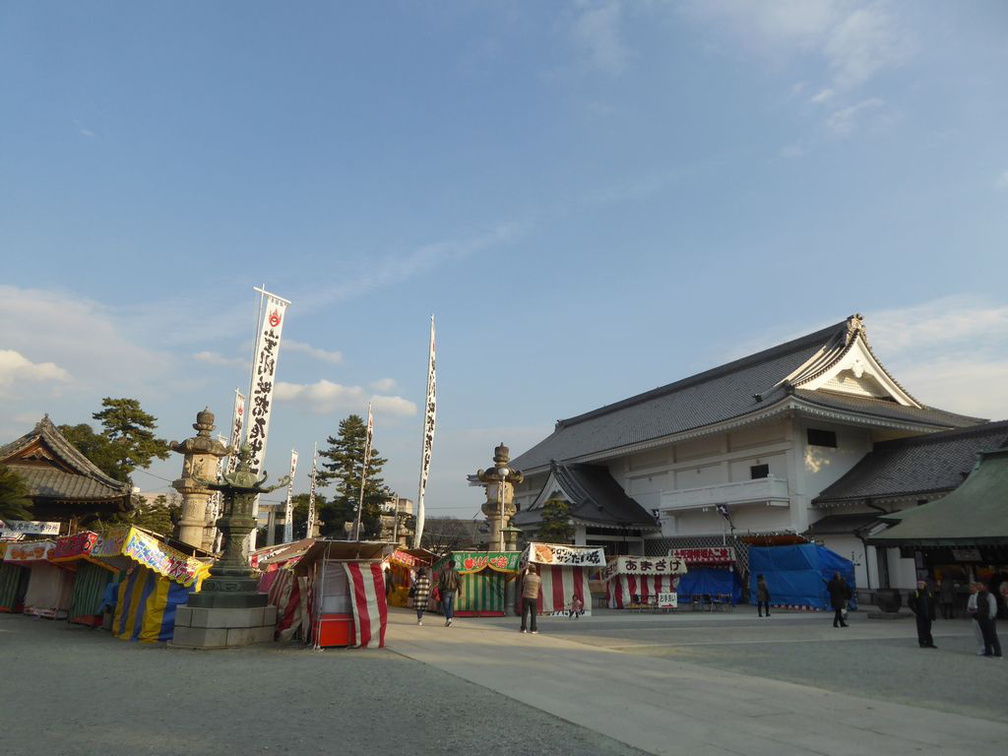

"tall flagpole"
[283,448,298,544]
[354,403,373,541]
[414,315,436,548]
[306,442,318,539]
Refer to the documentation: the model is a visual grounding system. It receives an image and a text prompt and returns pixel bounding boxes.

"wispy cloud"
[569,1,632,76]
[192,351,246,368]
[370,377,398,393]
[274,379,415,417]
[284,340,343,364]
[996,170,1008,190]
[0,350,71,397]
[824,97,884,137]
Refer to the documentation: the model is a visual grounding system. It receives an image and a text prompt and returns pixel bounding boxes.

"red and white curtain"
[343,562,388,648]
[537,565,592,617]
[606,574,681,609]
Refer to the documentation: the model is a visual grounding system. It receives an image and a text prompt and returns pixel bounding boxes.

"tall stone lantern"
[171,409,230,551]
[477,443,524,551]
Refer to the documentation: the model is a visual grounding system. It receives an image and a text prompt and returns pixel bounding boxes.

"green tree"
[316,414,389,539]
[421,517,478,553]
[131,493,181,536]
[60,397,170,483]
[537,498,575,543]
[290,492,327,540]
[0,465,33,522]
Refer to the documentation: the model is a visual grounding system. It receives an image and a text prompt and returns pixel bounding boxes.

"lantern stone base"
[170,604,277,649]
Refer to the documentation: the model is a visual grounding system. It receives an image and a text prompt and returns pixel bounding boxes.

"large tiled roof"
[0,416,131,501]
[512,462,658,530]
[868,446,1008,545]
[813,420,1008,506]
[511,317,983,473]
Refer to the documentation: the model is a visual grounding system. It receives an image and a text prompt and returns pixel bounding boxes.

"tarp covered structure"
[91,527,210,642]
[521,542,605,617]
[432,551,520,617]
[50,531,118,627]
[602,554,687,609]
[748,544,857,610]
[292,540,390,649]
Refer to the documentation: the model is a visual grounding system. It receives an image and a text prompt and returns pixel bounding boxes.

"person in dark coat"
[907,579,938,648]
[412,566,432,626]
[438,561,462,627]
[826,572,849,628]
[756,574,770,618]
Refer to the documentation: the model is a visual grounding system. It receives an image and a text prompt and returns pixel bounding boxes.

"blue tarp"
[748,544,857,610]
[676,567,743,605]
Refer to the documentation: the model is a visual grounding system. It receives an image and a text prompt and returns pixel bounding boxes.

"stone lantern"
[171,408,230,551]
[477,443,524,551]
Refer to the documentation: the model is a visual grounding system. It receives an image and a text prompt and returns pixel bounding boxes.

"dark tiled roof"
[868,447,1008,544]
[814,420,1008,505]
[1,416,131,501]
[511,317,984,473]
[512,462,658,530]
[804,512,882,536]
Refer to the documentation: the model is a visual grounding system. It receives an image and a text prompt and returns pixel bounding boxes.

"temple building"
[510,314,1000,591]
[0,415,133,533]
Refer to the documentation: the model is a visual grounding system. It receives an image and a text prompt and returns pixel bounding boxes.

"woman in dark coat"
[826,572,849,628]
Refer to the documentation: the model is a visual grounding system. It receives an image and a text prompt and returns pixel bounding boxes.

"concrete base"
[867,610,913,620]
[170,604,278,649]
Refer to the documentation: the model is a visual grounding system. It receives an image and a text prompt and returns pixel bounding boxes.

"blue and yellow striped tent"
[113,564,199,642]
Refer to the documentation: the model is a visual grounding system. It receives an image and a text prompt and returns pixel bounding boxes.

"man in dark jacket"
[438,561,462,627]
[826,572,849,628]
[907,579,938,648]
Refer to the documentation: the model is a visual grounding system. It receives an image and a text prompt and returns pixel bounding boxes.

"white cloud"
[780,142,808,159]
[996,171,1008,190]
[824,97,884,137]
[370,377,398,392]
[0,350,71,396]
[284,340,343,364]
[275,379,416,417]
[810,87,835,104]
[570,1,632,75]
[823,5,914,91]
[192,351,246,368]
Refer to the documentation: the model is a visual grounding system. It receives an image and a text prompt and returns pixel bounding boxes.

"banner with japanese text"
[414,315,435,547]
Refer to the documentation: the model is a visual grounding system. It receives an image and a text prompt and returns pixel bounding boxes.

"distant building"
[510,314,993,591]
[379,495,414,546]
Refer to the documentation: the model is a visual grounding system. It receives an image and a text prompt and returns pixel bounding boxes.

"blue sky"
[2,1,1007,520]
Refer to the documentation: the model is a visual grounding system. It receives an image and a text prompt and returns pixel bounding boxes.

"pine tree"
[537,498,575,543]
[316,414,389,539]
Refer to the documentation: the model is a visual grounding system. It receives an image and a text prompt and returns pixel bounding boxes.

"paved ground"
[3,606,1006,755]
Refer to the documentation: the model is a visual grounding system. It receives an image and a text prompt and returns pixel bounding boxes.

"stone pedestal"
[172,604,277,649]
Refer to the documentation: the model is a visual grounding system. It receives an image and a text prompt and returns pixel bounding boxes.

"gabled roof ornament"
[845,313,866,346]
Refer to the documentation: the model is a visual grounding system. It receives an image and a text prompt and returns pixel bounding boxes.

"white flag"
[306,443,318,538]
[283,449,298,543]
[354,403,374,541]
[414,315,435,548]
[245,287,290,551]
[227,388,246,474]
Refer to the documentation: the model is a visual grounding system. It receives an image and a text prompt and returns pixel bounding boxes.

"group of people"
[908,579,1002,657]
[405,562,550,634]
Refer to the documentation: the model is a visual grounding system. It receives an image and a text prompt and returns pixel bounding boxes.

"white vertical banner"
[245,286,291,551]
[283,449,298,544]
[414,315,435,548]
[353,403,374,541]
[227,388,246,474]
[306,442,318,539]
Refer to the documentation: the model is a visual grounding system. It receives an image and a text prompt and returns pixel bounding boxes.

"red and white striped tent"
[520,542,605,617]
[292,540,392,649]
[602,554,687,609]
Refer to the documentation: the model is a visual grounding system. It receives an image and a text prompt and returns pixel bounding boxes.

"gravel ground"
[1,614,646,756]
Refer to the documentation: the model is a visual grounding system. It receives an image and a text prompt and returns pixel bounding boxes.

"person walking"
[756,574,771,618]
[412,566,432,626]
[967,582,986,655]
[520,564,542,634]
[976,583,1002,658]
[938,576,956,620]
[907,579,938,648]
[826,572,849,628]
[438,560,461,627]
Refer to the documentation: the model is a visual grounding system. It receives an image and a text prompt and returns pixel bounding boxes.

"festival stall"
[0,542,32,614]
[292,540,390,649]
[602,554,687,609]
[748,544,857,611]
[3,540,75,619]
[385,547,437,608]
[255,538,316,642]
[432,551,521,617]
[49,531,119,627]
[521,543,606,617]
[672,547,744,608]
[90,527,211,642]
